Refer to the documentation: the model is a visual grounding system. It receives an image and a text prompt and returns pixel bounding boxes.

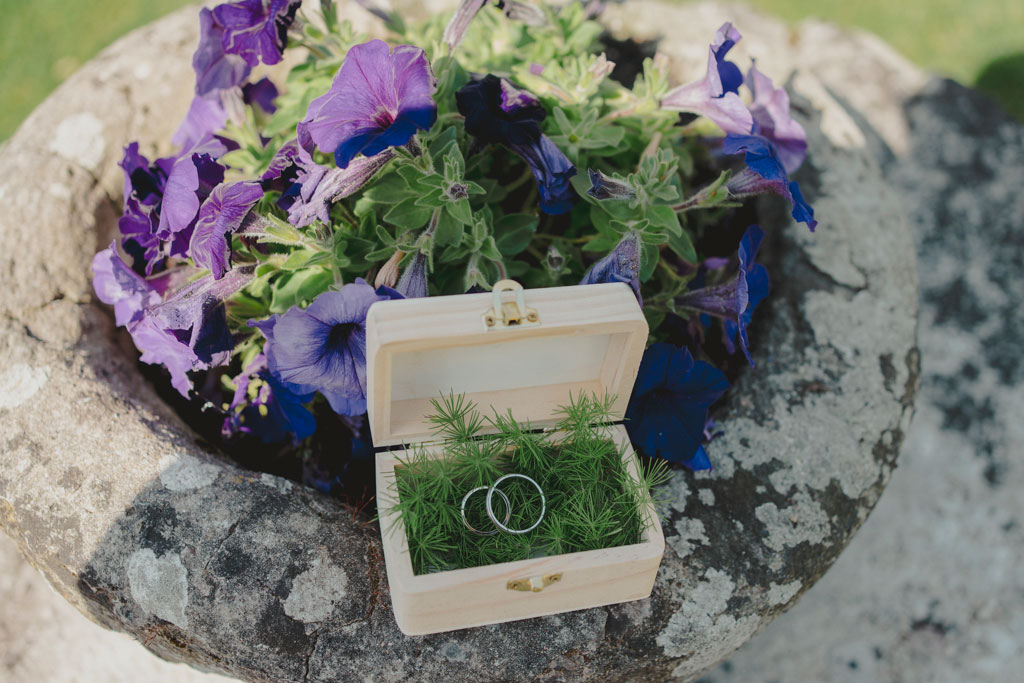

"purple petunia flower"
[723,134,817,231]
[172,94,231,152]
[746,64,807,175]
[579,230,642,304]
[456,75,577,215]
[661,22,753,135]
[222,353,316,444]
[117,144,175,274]
[248,279,403,415]
[213,0,301,68]
[624,343,729,470]
[242,77,279,114]
[674,225,768,366]
[193,7,251,96]
[158,136,228,255]
[92,244,250,396]
[287,147,395,227]
[92,243,163,327]
[190,181,265,279]
[301,40,437,169]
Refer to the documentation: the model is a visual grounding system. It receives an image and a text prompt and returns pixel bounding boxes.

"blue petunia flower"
[675,225,769,366]
[579,230,642,304]
[746,63,807,175]
[301,40,437,169]
[661,22,753,135]
[625,343,729,470]
[248,279,403,416]
[212,0,301,68]
[222,353,316,444]
[723,134,817,231]
[456,75,577,215]
[722,225,770,363]
[586,168,636,201]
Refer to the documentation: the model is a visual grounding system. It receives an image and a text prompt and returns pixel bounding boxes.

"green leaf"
[375,224,396,246]
[280,248,320,270]
[493,214,538,256]
[269,268,334,313]
[433,209,464,248]
[362,173,418,204]
[645,205,682,237]
[445,197,473,225]
[384,197,434,229]
[640,242,659,282]
[667,229,697,264]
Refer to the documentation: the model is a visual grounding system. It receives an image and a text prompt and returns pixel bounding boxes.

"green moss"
[384,392,670,574]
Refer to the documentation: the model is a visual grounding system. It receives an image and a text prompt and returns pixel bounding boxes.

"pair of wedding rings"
[459,473,546,536]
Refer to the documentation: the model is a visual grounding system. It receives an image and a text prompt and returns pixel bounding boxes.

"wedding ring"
[486,473,546,534]
[461,486,511,536]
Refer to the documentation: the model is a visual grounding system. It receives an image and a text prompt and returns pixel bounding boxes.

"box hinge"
[507,573,562,592]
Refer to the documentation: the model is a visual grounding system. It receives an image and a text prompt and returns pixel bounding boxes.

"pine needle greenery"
[385,392,671,575]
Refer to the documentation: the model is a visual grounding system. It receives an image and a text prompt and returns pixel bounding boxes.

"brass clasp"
[507,573,562,592]
[483,280,539,330]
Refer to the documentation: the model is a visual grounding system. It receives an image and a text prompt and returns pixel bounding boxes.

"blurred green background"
[1,0,1021,140]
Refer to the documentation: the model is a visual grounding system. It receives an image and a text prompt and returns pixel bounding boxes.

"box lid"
[366,280,648,447]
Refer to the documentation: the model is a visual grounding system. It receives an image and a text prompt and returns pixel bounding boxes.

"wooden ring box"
[366,281,665,635]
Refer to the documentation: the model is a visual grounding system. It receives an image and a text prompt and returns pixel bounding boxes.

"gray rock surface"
[0,2,918,681]
[699,46,1024,683]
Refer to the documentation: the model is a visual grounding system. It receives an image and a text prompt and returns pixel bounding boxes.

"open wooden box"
[366,281,665,636]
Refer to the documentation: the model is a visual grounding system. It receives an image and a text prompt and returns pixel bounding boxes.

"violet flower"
[249,279,403,415]
[172,95,230,152]
[92,243,163,327]
[117,144,174,274]
[287,147,395,227]
[301,40,437,169]
[675,225,768,366]
[222,353,316,444]
[624,343,729,470]
[190,181,265,279]
[746,64,807,175]
[661,22,753,135]
[157,137,228,256]
[456,75,577,215]
[242,77,279,114]
[723,134,817,231]
[192,7,251,96]
[93,245,249,396]
[586,168,636,201]
[443,0,488,51]
[395,251,428,298]
[213,0,301,68]
[579,230,642,304]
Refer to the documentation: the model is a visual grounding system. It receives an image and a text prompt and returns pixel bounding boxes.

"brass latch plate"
[507,573,562,592]
[483,279,539,330]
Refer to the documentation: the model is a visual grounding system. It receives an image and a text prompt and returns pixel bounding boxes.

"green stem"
[504,167,534,195]
[535,233,593,244]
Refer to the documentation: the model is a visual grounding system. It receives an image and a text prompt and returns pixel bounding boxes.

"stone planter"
[0,2,918,681]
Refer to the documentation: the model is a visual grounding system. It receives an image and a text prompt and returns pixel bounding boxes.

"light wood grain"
[376,424,665,636]
[366,282,648,447]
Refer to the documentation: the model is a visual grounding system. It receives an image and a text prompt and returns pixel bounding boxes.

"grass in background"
[1,0,1021,140]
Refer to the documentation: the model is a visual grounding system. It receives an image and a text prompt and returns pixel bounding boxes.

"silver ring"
[461,486,511,536]
[486,474,546,534]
